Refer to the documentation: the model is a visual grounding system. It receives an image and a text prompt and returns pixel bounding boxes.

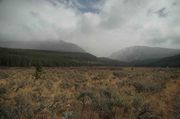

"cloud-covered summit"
[0,0,180,56]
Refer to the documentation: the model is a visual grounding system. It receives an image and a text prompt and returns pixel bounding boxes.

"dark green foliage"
[151,54,180,67]
[131,54,180,67]
[34,64,43,79]
[0,47,124,67]
[35,64,43,73]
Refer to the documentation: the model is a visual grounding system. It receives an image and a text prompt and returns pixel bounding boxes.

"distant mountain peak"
[0,39,85,53]
[110,46,180,62]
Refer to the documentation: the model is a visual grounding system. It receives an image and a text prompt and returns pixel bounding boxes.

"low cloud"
[0,0,180,56]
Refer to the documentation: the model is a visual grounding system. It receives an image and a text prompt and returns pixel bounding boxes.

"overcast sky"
[0,0,180,56]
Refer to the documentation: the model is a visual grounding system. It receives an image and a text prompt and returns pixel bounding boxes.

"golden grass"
[0,67,180,119]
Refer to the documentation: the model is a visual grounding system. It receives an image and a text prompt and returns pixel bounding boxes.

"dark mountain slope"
[131,54,180,67]
[0,47,126,67]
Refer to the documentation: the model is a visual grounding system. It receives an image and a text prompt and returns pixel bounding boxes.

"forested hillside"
[131,54,180,67]
[0,47,125,67]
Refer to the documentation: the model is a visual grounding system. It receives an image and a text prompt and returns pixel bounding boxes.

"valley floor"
[0,67,180,119]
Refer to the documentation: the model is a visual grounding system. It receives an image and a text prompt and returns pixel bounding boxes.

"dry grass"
[0,67,180,119]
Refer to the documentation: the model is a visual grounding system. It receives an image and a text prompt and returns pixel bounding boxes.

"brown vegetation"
[0,67,180,119]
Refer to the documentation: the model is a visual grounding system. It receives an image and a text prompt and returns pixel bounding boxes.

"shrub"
[7,78,28,92]
[132,80,163,93]
[171,94,180,119]
[132,95,143,109]
[91,72,107,80]
[62,111,74,119]
[13,92,35,119]
[0,105,20,119]
[137,103,159,119]
[0,92,35,119]
[34,64,43,79]
[61,80,73,89]
[95,99,116,119]
[113,72,126,78]
[74,83,80,90]
[65,71,85,82]
[95,89,129,119]
[0,72,9,79]
[0,84,6,96]
[77,91,96,119]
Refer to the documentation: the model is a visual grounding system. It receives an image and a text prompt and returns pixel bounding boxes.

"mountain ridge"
[0,39,85,53]
[110,46,180,62]
[0,47,126,67]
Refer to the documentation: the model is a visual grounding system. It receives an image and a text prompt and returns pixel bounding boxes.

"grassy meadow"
[0,67,180,119]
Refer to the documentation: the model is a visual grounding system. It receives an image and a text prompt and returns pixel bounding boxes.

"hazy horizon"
[0,0,180,57]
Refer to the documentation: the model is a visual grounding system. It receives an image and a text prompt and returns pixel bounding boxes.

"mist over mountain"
[0,0,180,56]
[110,46,180,62]
[0,39,85,53]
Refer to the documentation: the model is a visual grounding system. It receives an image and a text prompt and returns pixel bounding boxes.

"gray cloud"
[147,7,169,18]
[156,7,168,17]
[0,0,180,56]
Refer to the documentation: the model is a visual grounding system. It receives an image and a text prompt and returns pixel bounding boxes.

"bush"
[62,111,74,119]
[113,72,126,78]
[34,64,43,79]
[0,92,35,119]
[7,78,29,92]
[95,99,116,119]
[0,84,6,96]
[77,91,96,105]
[95,89,129,119]
[77,91,96,119]
[171,94,180,119]
[137,103,159,119]
[0,105,20,119]
[61,80,73,89]
[132,80,163,93]
[0,72,9,79]
[91,72,107,80]
[132,95,143,109]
